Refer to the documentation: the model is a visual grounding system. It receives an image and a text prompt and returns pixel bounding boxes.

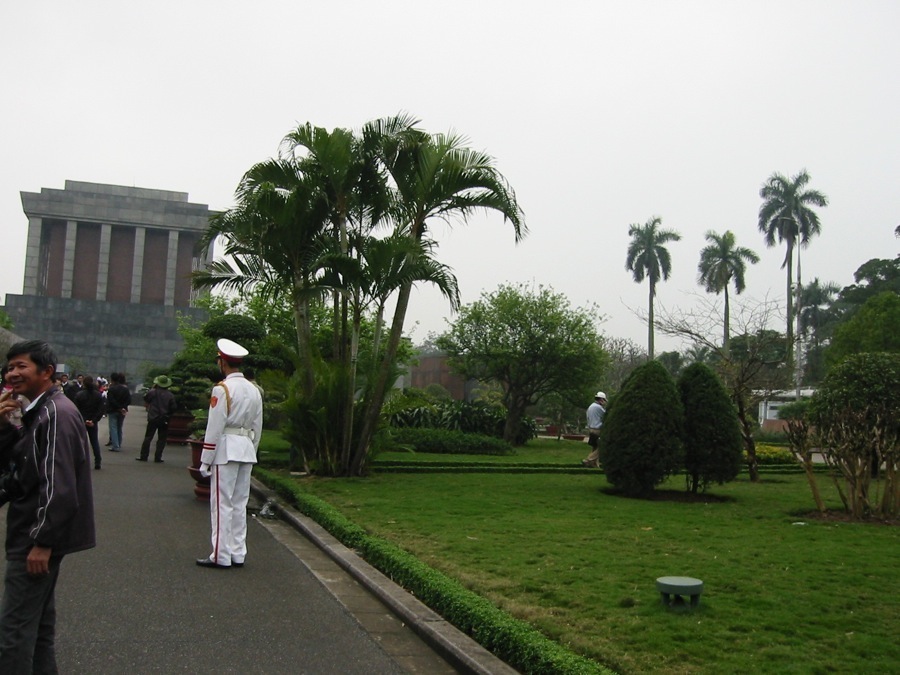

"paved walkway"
[0,409,472,674]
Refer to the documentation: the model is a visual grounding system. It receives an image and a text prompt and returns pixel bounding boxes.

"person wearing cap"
[137,375,177,463]
[196,339,263,569]
[581,391,608,468]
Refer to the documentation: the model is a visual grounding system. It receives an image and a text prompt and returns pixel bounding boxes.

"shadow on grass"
[599,487,736,503]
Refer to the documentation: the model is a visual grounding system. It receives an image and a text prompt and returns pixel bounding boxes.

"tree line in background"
[151,110,897,494]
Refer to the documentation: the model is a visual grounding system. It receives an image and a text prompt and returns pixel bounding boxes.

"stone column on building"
[22,216,43,295]
[96,224,112,301]
[131,226,146,303]
[61,220,77,299]
[165,229,179,306]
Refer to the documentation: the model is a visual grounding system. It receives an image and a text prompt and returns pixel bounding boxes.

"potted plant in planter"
[186,408,211,500]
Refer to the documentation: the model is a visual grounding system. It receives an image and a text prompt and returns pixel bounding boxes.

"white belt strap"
[224,426,256,441]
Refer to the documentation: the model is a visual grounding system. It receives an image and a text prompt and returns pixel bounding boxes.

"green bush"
[748,443,794,464]
[678,363,743,493]
[390,399,536,445]
[809,352,900,518]
[599,360,684,496]
[201,313,266,344]
[390,427,513,456]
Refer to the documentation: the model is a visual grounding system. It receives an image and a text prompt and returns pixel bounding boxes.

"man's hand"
[0,390,18,428]
[199,463,211,478]
[26,546,52,576]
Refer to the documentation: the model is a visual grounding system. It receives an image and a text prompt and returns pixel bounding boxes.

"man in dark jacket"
[0,340,96,673]
[74,376,105,470]
[138,375,177,463]
[106,372,130,453]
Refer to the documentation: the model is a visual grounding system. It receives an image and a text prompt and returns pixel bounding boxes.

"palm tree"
[354,130,525,472]
[798,277,840,383]
[798,278,840,340]
[194,157,335,395]
[757,169,828,365]
[625,216,681,358]
[697,230,760,350]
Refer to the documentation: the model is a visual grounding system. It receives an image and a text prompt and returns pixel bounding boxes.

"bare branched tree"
[655,293,791,481]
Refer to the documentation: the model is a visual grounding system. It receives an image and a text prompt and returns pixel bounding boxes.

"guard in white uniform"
[196,339,263,569]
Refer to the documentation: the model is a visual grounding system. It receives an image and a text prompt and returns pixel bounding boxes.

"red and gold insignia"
[210,395,219,408]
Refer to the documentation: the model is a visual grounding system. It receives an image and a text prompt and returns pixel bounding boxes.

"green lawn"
[259,435,899,674]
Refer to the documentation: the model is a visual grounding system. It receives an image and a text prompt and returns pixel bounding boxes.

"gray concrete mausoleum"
[2,180,213,382]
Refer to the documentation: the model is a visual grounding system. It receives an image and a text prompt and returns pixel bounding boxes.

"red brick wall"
[107,225,136,302]
[72,222,100,300]
[140,229,169,305]
[409,354,467,399]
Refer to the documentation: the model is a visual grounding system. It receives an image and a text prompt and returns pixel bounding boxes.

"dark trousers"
[0,557,62,675]
[85,423,101,468]
[140,418,169,461]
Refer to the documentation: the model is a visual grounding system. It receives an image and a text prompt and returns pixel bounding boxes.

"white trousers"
[209,462,253,566]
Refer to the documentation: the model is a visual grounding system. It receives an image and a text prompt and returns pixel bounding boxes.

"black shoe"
[109,448,121,453]
[196,558,231,569]
[154,459,164,463]
[232,562,244,568]
[135,457,148,462]
[94,464,101,470]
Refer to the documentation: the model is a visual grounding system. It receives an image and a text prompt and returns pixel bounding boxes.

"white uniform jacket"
[200,372,263,466]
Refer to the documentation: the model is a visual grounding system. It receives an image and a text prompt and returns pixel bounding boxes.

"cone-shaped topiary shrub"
[599,360,684,496]
[677,362,743,493]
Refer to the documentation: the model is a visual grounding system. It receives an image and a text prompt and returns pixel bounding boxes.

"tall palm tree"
[354,130,525,471]
[625,216,681,358]
[757,169,828,363]
[697,230,760,349]
[798,277,840,341]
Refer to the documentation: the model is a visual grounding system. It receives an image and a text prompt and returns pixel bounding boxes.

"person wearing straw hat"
[196,339,263,569]
[137,375,177,463]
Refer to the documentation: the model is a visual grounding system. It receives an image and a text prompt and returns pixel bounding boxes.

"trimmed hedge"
[390,427,514,456]
[256,468,609,674]
[750,444,795,465]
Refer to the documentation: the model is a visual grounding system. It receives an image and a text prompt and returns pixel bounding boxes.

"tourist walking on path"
[0,340,95,673]
[581,391,607,468]
[138,375,176,463]
[74,376,105,470]
[197,339,263,569]
[105,372,130,452]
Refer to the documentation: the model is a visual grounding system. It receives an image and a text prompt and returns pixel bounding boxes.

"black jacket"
[74,388,105,424]
[0,387,96,559]
[106,383,131,413]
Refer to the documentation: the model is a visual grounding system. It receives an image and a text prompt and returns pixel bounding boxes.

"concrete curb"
[250,479,518,675]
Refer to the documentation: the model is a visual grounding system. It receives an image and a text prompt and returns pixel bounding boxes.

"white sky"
[2,1,898,353]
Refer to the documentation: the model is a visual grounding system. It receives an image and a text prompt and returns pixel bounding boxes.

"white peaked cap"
[217,338,249,363]
[595,391,607,399]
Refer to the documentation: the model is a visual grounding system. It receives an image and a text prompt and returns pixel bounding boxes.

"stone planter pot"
[187,438,211,501]
[167,411,196,445]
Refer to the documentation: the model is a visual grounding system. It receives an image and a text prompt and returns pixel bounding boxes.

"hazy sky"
[2,1,898,353]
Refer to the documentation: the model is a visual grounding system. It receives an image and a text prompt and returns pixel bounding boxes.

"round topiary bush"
[678,362,743,493]
[201,314,266,345]
[599,360,684,496]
